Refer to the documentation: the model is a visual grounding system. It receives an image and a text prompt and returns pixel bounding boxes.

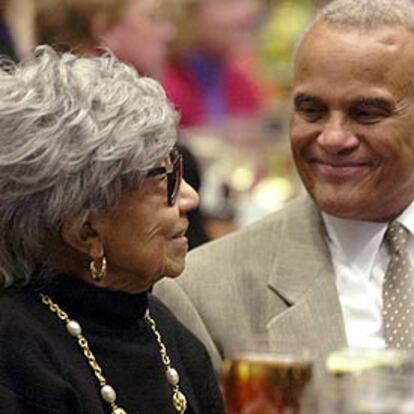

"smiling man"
[155,0,414,372]
[291,21,414,222]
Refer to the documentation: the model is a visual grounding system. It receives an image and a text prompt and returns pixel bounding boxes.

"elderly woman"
[33,0,209,250]
[0,46,224,414]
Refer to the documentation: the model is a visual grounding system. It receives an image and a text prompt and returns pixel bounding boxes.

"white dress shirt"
[322,201,414,348]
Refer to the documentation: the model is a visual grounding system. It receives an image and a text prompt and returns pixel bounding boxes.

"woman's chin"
[164,260,186,280]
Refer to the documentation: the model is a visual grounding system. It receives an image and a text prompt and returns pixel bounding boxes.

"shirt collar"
[322,200,414,280]
[322,213,387,280]
[397,200,414,235]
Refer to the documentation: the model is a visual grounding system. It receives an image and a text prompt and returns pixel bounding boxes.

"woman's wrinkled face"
[93,155,199,293]
[101,0,175,78]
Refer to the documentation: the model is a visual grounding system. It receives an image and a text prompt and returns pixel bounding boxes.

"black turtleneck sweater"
[0,276,225,414]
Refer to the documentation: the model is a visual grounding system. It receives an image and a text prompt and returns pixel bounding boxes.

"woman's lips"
[172,235,189,249]
[172,227,188,239]
[171,227,189,248]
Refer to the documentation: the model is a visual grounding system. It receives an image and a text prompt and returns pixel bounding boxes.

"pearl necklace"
[40,293,188,414]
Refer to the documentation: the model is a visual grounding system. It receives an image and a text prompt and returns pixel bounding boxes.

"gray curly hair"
[319,0,414,30]
[0,45,178,287]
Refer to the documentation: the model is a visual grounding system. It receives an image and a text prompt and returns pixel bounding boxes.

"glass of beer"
[222,341,313,414]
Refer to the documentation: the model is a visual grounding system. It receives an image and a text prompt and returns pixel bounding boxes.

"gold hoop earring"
[89,256,107,281]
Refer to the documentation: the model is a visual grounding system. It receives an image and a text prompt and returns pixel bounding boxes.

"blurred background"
[1,0,329,246]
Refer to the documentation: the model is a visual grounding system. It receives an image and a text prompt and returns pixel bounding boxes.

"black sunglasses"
[146,147,183,206]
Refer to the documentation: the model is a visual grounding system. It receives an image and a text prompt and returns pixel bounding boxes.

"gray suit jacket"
[154,196,348,374]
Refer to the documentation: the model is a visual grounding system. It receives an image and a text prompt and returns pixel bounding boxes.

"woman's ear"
[61,213,104,260]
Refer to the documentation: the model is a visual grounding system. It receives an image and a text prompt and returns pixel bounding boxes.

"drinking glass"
[302,348,414,414]
[222,340,313,414]
[307,371,414,414]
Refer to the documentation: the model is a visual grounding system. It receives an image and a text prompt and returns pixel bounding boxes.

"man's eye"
[295,105,326,122]
[349,108,389,124]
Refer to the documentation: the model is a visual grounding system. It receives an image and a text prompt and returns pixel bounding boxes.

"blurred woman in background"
[34,0,175,79]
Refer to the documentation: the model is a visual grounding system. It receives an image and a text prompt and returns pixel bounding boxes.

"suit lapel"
[266,197,347,369]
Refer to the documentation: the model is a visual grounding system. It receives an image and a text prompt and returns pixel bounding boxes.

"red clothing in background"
[163,60,261,128]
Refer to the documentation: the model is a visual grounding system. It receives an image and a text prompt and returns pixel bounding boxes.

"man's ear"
[61,213,104,260]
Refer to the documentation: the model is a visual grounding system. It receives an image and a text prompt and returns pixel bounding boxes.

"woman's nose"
[178,179,199,213]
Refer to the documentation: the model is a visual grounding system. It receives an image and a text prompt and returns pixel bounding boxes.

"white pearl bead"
[166,367,180,386]
[113,408,127,414]
[66,320,82,337]
[101,385,117,403]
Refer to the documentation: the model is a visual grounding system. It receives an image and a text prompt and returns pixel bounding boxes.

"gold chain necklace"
[40,293,188,414]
